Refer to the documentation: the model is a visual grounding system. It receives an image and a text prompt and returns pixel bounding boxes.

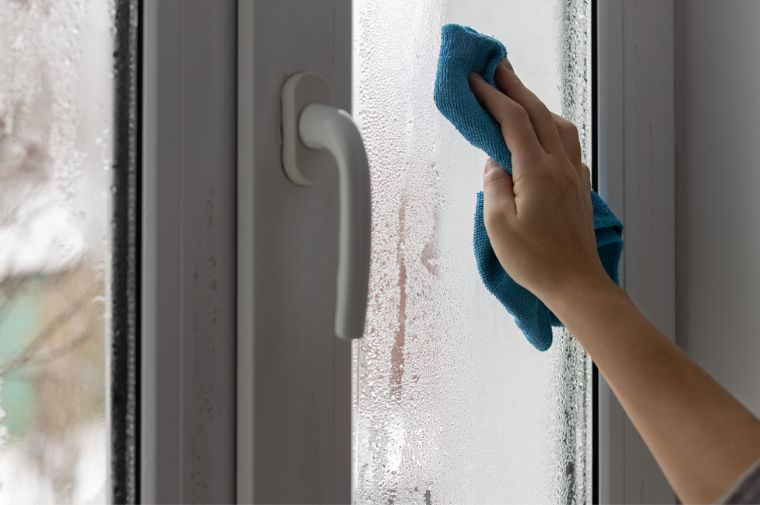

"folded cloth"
[434,24,623,351]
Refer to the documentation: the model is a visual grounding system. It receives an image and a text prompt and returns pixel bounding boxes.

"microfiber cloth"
[433,24,623,351]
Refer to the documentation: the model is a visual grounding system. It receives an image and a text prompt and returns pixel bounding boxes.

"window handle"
[282,72,371,340]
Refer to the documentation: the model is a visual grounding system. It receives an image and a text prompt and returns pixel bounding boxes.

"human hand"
[468,60,613,306]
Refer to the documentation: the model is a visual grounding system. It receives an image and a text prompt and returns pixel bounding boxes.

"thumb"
[482,158,516,219]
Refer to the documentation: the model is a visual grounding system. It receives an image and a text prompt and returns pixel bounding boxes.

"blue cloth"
[433,24,623,351]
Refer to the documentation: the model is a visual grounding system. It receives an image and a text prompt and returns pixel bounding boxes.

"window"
[1,1,679,503]
[0,0,114,502]
[352,0,594,502]
[0,0,137,503]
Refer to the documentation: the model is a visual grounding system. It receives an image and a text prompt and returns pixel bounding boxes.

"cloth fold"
[434,24,623,351]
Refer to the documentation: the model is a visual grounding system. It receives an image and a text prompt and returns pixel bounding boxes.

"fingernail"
[501,58,514,71]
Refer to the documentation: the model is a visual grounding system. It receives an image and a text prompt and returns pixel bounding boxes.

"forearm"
[546,276,760,504]
[467,55,760,503]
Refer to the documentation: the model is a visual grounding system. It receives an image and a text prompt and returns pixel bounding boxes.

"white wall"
[675,0,760,416]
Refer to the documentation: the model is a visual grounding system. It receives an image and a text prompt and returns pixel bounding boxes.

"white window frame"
[236,1,353,503]
[137,0,679,503]
[596,0,676,503]
[141,0,237,502]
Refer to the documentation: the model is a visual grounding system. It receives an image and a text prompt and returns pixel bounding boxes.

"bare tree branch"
[0,281,99,377]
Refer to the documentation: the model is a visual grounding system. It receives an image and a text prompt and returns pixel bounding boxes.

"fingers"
[551,113,582,166]
[550,113,593,191]
[469,73,543,160]
[482,158,516,223]
[470,60,591,199]
[494,62,563,154]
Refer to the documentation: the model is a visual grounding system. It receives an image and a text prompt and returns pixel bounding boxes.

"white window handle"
[282,72,371,340]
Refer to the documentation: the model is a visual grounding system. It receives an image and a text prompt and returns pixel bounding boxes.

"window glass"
[0,0,115,502]
[353,1,593,503]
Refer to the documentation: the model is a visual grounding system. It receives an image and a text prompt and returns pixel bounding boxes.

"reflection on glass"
[0,0,113,502]
[353,1,593,503]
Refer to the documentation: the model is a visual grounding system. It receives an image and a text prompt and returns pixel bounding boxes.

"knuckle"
[509,103,530,122]
[496,66,519,88]
[582,164,591,179]
[483,165,506,186]
[556,117,578,136]
[483,202,508,229]
[493,103,509,124]
[531,98,551,117]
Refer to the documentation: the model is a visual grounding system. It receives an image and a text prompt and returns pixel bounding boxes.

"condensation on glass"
[0,0,114,503]
[352,1,593,503]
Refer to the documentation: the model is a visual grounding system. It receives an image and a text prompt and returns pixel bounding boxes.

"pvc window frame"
[137,0,678,503]
[595,0,676,503]
[140,0,238,503]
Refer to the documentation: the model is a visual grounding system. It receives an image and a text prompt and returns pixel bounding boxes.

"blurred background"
[0,0,112,502]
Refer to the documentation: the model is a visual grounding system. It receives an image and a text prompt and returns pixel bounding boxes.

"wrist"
[540,269,624,321]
